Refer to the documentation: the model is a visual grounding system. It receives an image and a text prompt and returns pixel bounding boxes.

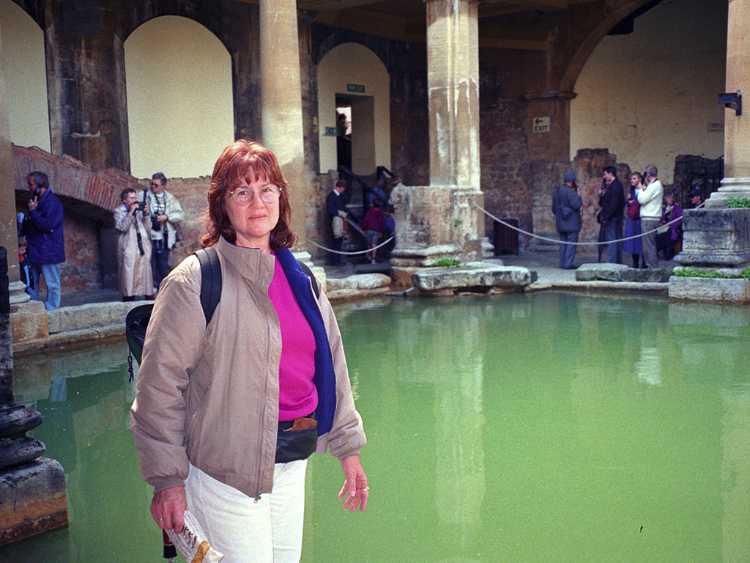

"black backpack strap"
[194,246,222,325]
[298,261,320,300]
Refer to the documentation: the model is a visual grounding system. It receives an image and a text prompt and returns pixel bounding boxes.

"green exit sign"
[324,127,336,136]
[346,83,366,94]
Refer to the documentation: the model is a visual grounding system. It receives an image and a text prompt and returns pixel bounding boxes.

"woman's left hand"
[338,455,369,512]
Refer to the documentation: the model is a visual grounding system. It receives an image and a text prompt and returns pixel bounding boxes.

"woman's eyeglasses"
[229,185,281,205]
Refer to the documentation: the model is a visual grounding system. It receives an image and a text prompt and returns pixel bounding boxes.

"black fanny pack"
[275,416,318,463]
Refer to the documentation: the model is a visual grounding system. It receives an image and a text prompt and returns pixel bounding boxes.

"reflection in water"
[635,347,662,386]
[3,295,750,562]
[721,388,750,561]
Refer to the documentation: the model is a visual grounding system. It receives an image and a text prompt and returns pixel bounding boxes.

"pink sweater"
[268,258,318,421]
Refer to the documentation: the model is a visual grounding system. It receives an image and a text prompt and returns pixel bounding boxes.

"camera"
[151,215,162,232]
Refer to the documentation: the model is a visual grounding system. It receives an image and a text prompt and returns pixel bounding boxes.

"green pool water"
[2,292,750,562]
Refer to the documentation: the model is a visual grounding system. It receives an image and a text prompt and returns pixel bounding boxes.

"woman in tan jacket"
[131,140,368,562]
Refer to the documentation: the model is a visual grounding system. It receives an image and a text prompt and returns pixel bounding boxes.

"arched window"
[124,16,234,178]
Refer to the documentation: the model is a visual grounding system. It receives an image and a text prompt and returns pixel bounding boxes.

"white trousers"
[185,460,308,563]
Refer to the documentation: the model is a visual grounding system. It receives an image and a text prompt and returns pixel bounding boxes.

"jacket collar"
[215,236,275,288]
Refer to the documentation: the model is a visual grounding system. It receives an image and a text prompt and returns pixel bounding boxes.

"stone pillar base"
[674,208,750,267]
[705,177,750,208]
[10,300,49,345]
[390,185,489,267]
[9,282,29,306]
[0,457,68,545]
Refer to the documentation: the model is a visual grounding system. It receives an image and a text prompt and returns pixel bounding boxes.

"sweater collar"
[215,236,275,288]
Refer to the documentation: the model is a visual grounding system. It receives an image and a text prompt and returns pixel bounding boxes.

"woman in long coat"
[114,187,154,300]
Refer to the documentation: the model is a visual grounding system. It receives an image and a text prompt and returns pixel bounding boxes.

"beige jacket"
[131,237,366,498]
[114,204,153,297]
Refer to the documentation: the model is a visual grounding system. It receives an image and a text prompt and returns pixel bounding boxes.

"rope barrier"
[308,200,703,254]
[307,236,395,256]
[472,201,705,247]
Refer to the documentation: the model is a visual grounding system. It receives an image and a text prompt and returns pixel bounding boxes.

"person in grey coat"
[552,170,583,269]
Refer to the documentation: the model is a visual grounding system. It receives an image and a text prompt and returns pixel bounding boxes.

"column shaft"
[708,0,750,207]
[45,3,129,171]
[0,22,19,285]
[259,0,307,244]
[724,0,750,179]
[426,0,480,188]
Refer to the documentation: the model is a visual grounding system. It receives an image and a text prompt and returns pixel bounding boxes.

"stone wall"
[13,204,107,295]
[572,149,631,243]
[480,98,532,237]
[157,177,210,265]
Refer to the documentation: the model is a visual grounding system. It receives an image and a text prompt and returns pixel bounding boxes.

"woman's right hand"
[150,484,187,531]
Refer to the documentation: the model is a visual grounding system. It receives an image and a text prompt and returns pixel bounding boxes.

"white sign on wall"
[532,116,551,134]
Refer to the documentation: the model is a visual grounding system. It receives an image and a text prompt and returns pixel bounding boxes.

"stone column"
[1,22,45,347]
[391,0,490,270]
[706,0,750,207]
[674,1,750,294]
[259,0,307,248]
[427,0,480,188]
[0,23,18,288]
[0,249,68,545]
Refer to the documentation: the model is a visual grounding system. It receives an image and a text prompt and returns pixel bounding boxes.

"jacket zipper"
[254,303,272,502]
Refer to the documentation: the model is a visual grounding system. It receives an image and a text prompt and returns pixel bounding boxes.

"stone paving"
[498,249,676,288]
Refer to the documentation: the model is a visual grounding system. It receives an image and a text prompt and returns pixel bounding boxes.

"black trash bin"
[493,218,519,255]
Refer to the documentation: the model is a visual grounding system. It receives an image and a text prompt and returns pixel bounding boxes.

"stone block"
[676,208,750,266]
[413,263,536,292]
[326,274,391,291]
[390,185,486,265]
[390,267,418,289]
[575,263,630,282]
[9,301,48,344]
[0,457,68,545]
[669,276,750,303]
[47,302,142,334]
[620,267,673,283]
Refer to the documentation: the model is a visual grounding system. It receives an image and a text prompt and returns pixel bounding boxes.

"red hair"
[202,140,296,249]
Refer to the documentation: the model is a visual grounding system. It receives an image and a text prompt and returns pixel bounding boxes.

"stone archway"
[124,16,234,179]
[316,42,391,175]
[568,0,727,184]
[0,0,51,151]
[559,0,657,95]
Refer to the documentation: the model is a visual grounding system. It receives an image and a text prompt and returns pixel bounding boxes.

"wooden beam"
[479,0,571,17]
[302,0,382,10]
[479,37,548,50]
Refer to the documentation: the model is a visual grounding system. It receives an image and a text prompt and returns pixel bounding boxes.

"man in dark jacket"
[598,166,625,263]
[325,179,349,265]
[552,170,583,269]
[23,171,65,310]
